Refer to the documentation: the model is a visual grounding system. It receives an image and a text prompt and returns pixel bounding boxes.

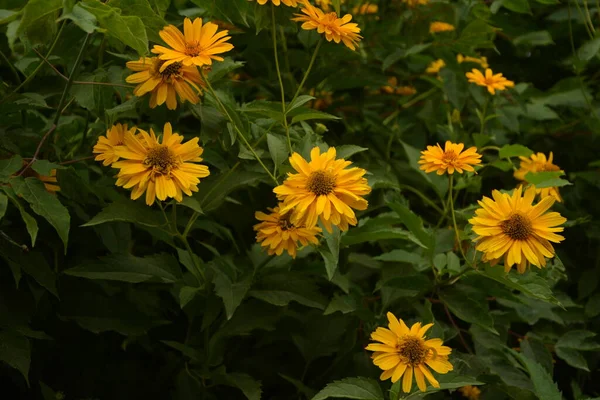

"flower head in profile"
[419,142,482,175]
[402,0,429,7]
[93,123,135,166]
[112,123,209,206]
[126,57,205,110]
[256,0,298,5]
[254,205,321,258]
[514,152,563,203]
[466,68,515,95]
[274,146,371,232]
[457,54,488,69]
[469,186,567,273]
[292,0,362,50]
[151,18,234,71]
[425,59,445,74]
[366,312,453,393]
[459,385,482,400]
[429,21,455,34]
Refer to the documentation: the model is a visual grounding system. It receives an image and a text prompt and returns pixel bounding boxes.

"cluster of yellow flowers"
[419,141,566,274]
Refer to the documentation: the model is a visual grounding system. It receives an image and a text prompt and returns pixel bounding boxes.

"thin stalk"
[574,0,595,38]
[398,184,444,215]
[180,234,206,284]
[0,50,22,85]
[401,87,437,109]
[448,175,471,266]
[287,39,322,110]
[583,0,596,32]
[479,96,490,135]
[279,26,295,92]
[200,69,279,185]
[271,4,293,154]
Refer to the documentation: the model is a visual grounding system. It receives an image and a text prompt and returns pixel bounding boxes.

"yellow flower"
[309,88,333,110]
[396,86,417,96]
[466,68,515,95]
[469,186,567,273]
[425,59,445,74]
[429,21,455,34]
[514,152,563,203]
[457,54,489,69]
[315,0,332,10]
[352,3,378,14]
[112,123,210,206]
[256,0,298,5]
[366,312,453,393]
[93,123,135,166]
[273,146,371,232]
[458,385,482,400]
[381,77,417,96]
[19,162,60,193]
[292,0,362,51]
[254,205,321,258]
[419,141,482,175]
[402,0,429,7]
[151,17,234,71]
[125,57,205,110]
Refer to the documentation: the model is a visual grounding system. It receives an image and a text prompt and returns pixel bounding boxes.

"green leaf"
[17,0,62,44]
[341,216,425,248]
[0,9,21,25]
[374,250,421,264]
[225,373,262,400]
[453,20,496,53]
[80,0,148,55]
[524,171,571,188]
[440,67,468,111]
[390,372,483,398]
[513,350,562,400]
[213,271,252,320]
[0,331,30,386]
[376,274,431,297]
[195,170,265,213]
[312,377,384,400]
[555,347,589,371]
[388,202,432,249]
[335,145,368,160]
[267,133,288,167]
[31,160,64,177]
[287,95,315,112]
[0,192,7,221]
[179,286,201,308]
[513,31,554,47]
[0,155,23,182]
[19,251,59,297]
[556,331,600,351]
[324,294,358,315]
[240,100,284,122]
[578,37,600,61]
[10,177,70,251]
[83,199,164,227]
[108,0,166,43]
[499,144,534,159]
[65,253,180,283]
[320,227,341,280]
[479,265,559,303]
[58,2,98,33]
[290,109,340,124]
[2,187,38,246]
[493,0,531,13]
[439,287,497,334]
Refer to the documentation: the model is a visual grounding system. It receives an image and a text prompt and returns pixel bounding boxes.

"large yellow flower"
[419,141,482,175]
[125,57,205,110]
[93,123,134,166]
[112,123,209,206]
[466,68,515,95]
[514,152,563,203]
[366,312,453,393]
[292,0,362,50]
[469,186,567,273]
[459,385,482,400]
[151,18,234,71]
[429,21,455,33]
[256,0,298,5]
[254,205,321,258]
[425,59,445,74]
[273,146,371,232]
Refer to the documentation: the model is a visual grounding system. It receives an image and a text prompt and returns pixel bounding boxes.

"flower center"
[306,170,336,196]
[160,61,183,78]
[278,213,295,231]
[144,145,178,174]
[500,213,532,241]
[185,42,204,57]
[442,150,458,164]
[397,336,428,366]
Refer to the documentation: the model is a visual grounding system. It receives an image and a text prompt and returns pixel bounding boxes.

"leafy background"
[1,0,600,399]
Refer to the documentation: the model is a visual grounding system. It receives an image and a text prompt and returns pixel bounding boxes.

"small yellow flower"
[112,123,210,206]
[396,86,417,96]
[425,59,445,74]
[309,88,333,110]
[459,385,482,400]
[381,77,417,96]
[514,152,563,202]
[151,18,234,71]
[93,123,135,166]
[292,0,362,51]
[126,57,205,110]
[469,186,567,273]
[366,312,453,392]
[256,0,298,5]
[254,205,321,258]
[273,146,371,232]
[429,21,455,34]
[466,68,515,95]
[352,3,378,15]
[419,141,482,175]
[402,0,429,7]
[457,54,489,69]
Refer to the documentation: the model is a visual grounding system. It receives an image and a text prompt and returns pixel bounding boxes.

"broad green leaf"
[226,373,262,400]
[83,199,165,227]
[213,270,252,320]
[180,196,203,214]
[179,286,201,309]
[312,377,384,400]
[374,250,421,264]
[287,95,315,113]
[19,251,58,297]
[439,287,497,334]
[17,0,62,44]
[492,0,531,13]
[240,100,284,122]
[290,109,340,124]
[440,67,468,111]
[342,216,425,248]
[320,227,341,280]
[513,31,554,47]
[250,290,326,309]
[578,37,600,61]
[58,2,98,33]
[323,294,358,315]
[513,350,562,400]
[335,145,368,160]
[525,102,559,120]
[388,202,432,249]
[65,253,180,283]
[453,20,496,53]
[499,144,533,159]
[0,331,30,386]
[0,9,21,25]
[479,265,558,303]
[195,170,264,213]
[376,274,431,297]
[525,171,571,188]
[0,192,7,221]
[267,133,288,167]
[31,160,63,177]
[10,177,70,250]
[108,0,166,43]
[2,187,38,246]
[555,347,589,371]
[0,155,23,182]
[556,331,600,351]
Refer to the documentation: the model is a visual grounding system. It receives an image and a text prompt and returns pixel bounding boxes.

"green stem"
[479,96,490,136]
[0,49,22,85]
[271,4,293,154]
[180,234,206,284]
[279,26,295,92]
[478,145,500,152]
[448,175,471,266]
[287,39,322,110]
[200,69,279,185]
[398,184,444,215]
[401,87,437,109]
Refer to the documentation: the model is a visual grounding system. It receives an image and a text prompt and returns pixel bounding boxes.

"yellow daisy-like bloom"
[151,18,234,71]
[112,123,210,206]
[425,59,445,74]
[93,123,135,166]
[125,57,205,110]
[402,0,429,7]
[514,152,563,203]
[256,0,298,5]
[459,385,482,400]
[254,205,321,258]
[273,146,371,232]
[292,0,362,51]
[429,21,455,33]
[366,312,453,393]
[466,68,515,95]
[352,3,378,14]
[469,186,567,273]
[381,77,417,96]
[419,141,482,175]
[457,54,489,69]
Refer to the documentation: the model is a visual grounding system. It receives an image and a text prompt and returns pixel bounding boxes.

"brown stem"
[443,303,473,354]
[17,125,57,176]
